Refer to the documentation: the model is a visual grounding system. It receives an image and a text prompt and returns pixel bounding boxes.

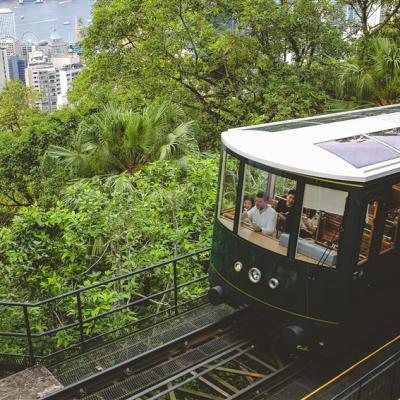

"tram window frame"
[358,200,380,265]
[238,162,297,256]
[217,151,241,231]
[379,183,400,254]
[294,184,348,268]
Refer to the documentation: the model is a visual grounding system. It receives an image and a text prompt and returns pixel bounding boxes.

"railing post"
[23,305,35,365]
[173,260,178,315]
[76,292,85,349]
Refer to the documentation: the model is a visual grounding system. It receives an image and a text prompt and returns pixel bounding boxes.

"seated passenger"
[276,190,296,233]
[300,212,320,239]
[243,191,277,236]
[243,195,255,212]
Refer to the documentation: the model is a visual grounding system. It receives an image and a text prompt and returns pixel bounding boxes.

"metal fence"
[0,248,211,370]
[332,349,400,400]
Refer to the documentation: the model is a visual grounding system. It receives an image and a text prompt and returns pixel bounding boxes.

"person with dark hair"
[242,191,277,235]
[243,195,255,212]
[276,189,296,233]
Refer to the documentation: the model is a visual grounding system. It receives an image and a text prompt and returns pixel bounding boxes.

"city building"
[28,50,50,66]
[343,3,386,27]
[21,42,34,62]
[8,55,26,83]
[0,9,16,38]
[57,61,83,109]
[0,35,22,58]
[47,29,69,57]
[25,65,60,112]
[0,48,10,91]
[74,16,86,43]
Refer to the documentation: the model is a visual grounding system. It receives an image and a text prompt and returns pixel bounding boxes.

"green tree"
[71,0,348,145]
[0,108,81,221]
[47,102,199,177]
[343,0,400,39]
[337,37,400,105]
[0,80,39,134]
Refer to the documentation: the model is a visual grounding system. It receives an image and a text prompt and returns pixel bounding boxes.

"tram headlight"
[248,267,261,283]
[233,261,243,272]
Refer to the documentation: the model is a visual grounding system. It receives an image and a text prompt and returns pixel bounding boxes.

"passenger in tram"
[276,190,296,233]
[243,191,277,235]
[243,195,255,212]
[300,211,320,239]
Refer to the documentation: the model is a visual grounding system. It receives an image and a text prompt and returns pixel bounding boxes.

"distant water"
[2,0,92,43]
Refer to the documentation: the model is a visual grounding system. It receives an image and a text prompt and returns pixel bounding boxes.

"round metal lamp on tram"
[248,268,261,283]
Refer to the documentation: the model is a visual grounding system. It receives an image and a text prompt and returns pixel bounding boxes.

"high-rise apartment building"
[57,61,83,109]
[25,65,61,112]
[9,55,26,83]
[0,36,22,57]
[0,9,16,38]
[0,48,10,91]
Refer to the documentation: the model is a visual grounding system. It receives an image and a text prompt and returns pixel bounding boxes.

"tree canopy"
[71,0,348,145]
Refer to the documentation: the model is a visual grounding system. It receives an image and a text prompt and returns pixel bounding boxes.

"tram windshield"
[239,164,297,256]
[217,151,348,267]
[218,152,240,231]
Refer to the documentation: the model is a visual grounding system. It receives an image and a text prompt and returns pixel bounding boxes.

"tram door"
[353,183,400,315]
[294,184,348,323]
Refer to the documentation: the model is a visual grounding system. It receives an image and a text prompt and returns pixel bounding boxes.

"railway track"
[43,308,309,400]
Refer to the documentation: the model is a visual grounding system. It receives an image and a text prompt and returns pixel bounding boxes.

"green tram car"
[208,104,400,348]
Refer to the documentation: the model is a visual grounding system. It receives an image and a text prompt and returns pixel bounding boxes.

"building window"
[358,201,379,264]
[295,185,347,268]
[238,164,296,255]
[218,152,240,231]
[380,184,400,254]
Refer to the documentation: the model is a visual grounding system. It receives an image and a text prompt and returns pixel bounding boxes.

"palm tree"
[47,102,199,177]
[336,37,400,106]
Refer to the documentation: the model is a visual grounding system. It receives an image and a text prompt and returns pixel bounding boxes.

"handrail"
[0,247,211,368]
[0,248,210,307]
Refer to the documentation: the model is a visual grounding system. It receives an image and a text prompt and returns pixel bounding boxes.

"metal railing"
[0,248,211,369]
[332,349,400,400]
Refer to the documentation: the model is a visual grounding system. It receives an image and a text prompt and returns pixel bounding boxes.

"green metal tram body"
[208,106,400,347]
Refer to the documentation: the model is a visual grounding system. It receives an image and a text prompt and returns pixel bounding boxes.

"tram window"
[358,201,379,264]
[295,185,348,268]
[238,164,297,255]
[380,184,400,254]
[218,152,240,231]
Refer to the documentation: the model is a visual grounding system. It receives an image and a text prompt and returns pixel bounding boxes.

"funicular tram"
[208,104,400,349]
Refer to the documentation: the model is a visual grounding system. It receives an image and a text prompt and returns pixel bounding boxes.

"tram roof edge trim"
[222,105,400,183]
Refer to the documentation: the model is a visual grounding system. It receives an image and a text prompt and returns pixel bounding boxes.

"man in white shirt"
[243,191,277,236]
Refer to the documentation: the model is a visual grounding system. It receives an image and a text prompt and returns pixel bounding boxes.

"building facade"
[0,48,10,91]
[25,65,61,112]
[0,9,16,38]
[47,29,69,57]
[9,55,26,83]
[57,62,83,109]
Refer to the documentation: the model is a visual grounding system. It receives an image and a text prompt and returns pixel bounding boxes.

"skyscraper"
[0,9,16,39]
[9,55,26,83]
[0,36,22,57]
[0,48,10,91]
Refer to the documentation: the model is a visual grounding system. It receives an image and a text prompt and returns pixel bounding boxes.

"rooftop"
[49,29,62,41]
[222,104,400,183]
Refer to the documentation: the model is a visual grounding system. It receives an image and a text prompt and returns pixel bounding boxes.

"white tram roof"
[222,104,400,183]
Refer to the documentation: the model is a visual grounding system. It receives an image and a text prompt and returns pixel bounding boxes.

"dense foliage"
[1,0,400,356]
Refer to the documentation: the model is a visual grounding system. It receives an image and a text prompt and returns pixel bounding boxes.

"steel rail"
[42,308,250,400]
[136,343,256,400]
